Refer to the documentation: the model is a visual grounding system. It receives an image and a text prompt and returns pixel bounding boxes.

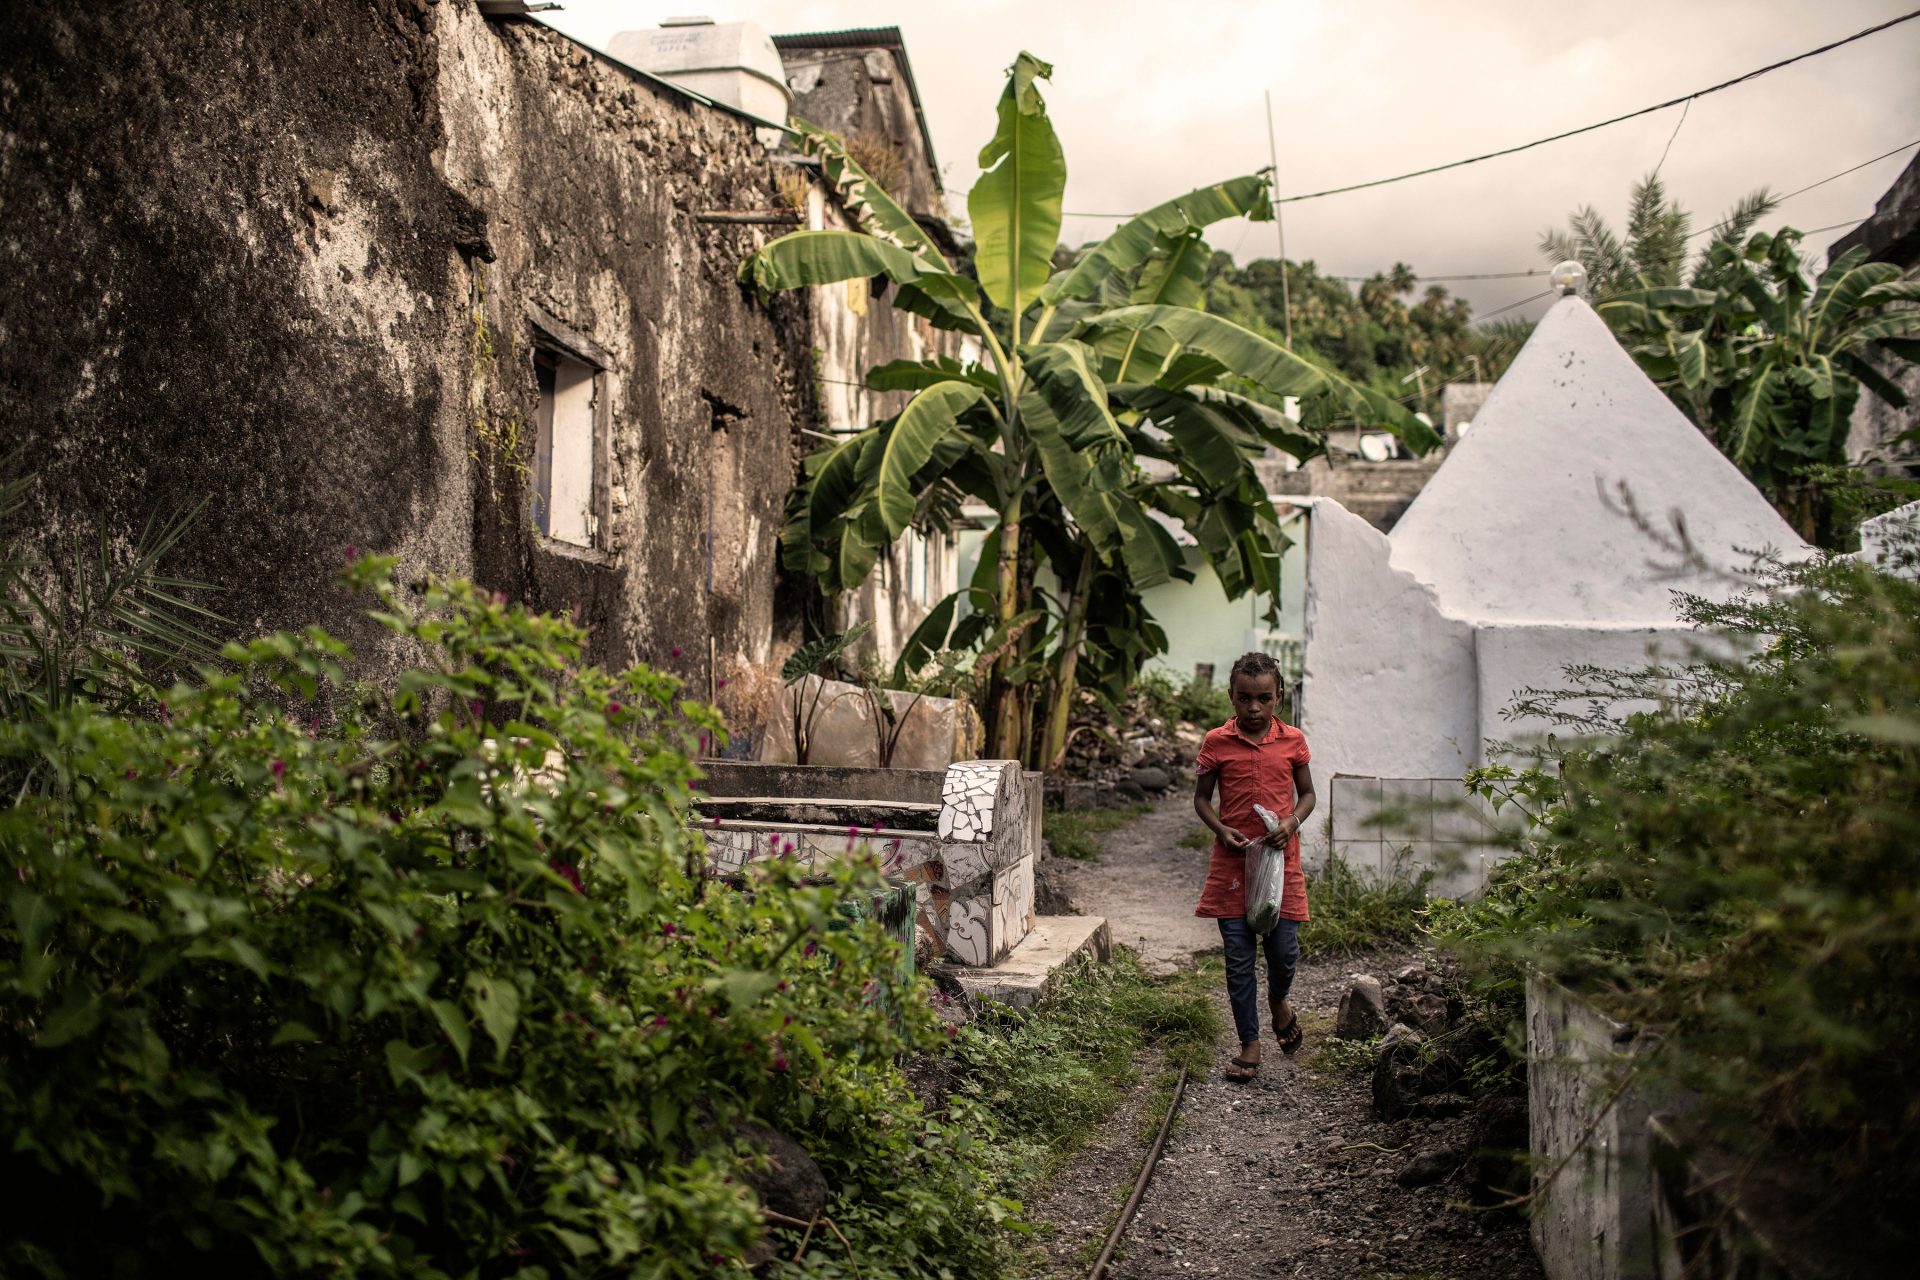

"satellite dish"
[1359,434,1393,463]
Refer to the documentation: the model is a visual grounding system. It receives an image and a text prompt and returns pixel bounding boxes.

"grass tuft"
[1174,825,1211,850]
[1300,851,1432,958]
[948,948,1219,1200]
[1042,803,1153,861]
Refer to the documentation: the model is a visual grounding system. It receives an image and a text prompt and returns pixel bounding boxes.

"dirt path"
[1030,795,1544,1280]
[1052,798,1220,975]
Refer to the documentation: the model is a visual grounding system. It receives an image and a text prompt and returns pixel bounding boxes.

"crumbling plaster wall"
[0,0,478,676]
[434,11,819,734]
[0,1,847,741]
[1297,501,1478,857]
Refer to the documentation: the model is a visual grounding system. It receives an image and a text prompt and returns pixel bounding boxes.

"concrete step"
[943,915,1112,1008]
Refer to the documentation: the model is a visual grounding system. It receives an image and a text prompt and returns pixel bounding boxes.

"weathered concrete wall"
[0,2,950,745]
[1527,974,1655,1280]
[1270,456,1444,533]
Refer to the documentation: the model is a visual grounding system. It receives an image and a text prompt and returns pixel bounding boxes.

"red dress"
[1192,717,1311,921]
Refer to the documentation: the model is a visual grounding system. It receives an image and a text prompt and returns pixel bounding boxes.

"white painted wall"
[1297,500,1478,857]
[1473,622,1691,748]
[1390,297,1807,625]
[1860,499,1920,579]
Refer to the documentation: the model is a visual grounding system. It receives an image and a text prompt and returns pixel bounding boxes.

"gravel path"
[1029,794,1544,1280]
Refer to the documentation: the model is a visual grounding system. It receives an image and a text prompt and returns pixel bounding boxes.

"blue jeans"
[1218,917,1300,1045]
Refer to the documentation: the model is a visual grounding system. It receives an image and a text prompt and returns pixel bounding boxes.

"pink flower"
[124,769,137,780]
[803,941,818,958]
[716,678,728,690]
[671,646,682,658]
[606,701,622,716]
[470,700,484,720]
[946,1024,958,1038]
[653,1015,669,1028]
[345,544,358,562]
[270,760,286,781]
[662,923,677,937]
[772,1055,789,1072]
[550,861,583,894]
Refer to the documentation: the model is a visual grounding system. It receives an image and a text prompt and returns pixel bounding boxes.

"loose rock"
[1336,974,1387,1040]
[1397,1145,1464,1189]
[1128,765,1172,793]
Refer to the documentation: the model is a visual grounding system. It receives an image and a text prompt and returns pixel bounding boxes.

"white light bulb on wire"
[1551,260,1588,297]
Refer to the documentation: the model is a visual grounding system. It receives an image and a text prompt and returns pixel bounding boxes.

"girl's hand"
[1222,829,1253,852]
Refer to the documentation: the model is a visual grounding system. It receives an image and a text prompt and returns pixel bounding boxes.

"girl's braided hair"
[1228,650,1281,686]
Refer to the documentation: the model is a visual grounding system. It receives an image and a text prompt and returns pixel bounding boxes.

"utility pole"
[1265,90,1293,350]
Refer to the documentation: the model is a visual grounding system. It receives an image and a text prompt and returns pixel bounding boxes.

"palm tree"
[1540,173,1776,298]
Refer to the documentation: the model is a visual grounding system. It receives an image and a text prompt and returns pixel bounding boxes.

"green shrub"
[1135,669,1231,728]
[1430,545,1920,1249]
[0,560,997,1278]
[1300,852,1433,957]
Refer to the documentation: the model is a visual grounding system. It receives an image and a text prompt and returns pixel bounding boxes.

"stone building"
[1833,151,1920,477]
[0,2,956,750]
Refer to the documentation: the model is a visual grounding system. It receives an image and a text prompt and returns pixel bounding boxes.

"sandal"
[1225,1056,1260,1083]
[1274,1014,1304,1056]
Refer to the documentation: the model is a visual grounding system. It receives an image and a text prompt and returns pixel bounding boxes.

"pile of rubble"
[1334,960,1529,1202]
[1050,713,1202,807]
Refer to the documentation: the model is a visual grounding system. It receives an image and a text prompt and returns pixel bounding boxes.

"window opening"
[532,345,600,548]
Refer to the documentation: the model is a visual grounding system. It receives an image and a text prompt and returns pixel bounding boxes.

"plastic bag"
[1244,803,1286,936]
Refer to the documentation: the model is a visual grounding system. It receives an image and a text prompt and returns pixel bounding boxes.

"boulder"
[1384,985,1451,1036]
[1464,1093,1530,1203]
[1371,1023,1462,1119]
[737,1123,828,1223]
[1396,1145,1464,1189]
[1335,975,1388,1041]
[1408,1092,1471,1119]
[1129,766,1172,793]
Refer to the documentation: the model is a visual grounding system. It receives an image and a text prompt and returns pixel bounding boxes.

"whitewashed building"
[1296,295,1809,894]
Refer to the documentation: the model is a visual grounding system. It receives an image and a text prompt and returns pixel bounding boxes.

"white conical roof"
[1388,297,1808,624]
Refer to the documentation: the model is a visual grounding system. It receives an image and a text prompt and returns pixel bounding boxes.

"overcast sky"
[542,1,1920,322]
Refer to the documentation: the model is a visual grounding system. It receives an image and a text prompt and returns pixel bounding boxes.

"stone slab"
[697,760,945,806]
[946,915,1112,1009]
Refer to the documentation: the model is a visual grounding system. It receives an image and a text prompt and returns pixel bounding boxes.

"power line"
[1329,269,1549,283]
[1687,140,1917,238]
[1325,141,1909,285]
[1471,288,1557,324]
[1274,9,1920,204]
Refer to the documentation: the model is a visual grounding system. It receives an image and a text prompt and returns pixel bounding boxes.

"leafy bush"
[1135,668,1231,729]
[1430,543,1920,1249]
[1299,853,1433,958]
[0,560,999,1278]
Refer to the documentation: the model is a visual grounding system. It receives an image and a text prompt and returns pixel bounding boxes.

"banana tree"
[742,53,1437,766]
[1600,228,1920,544]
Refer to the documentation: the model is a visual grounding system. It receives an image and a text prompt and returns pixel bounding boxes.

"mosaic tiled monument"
[690,759,1041,966]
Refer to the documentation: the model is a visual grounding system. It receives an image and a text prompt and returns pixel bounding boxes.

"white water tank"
[607,17,792,126]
